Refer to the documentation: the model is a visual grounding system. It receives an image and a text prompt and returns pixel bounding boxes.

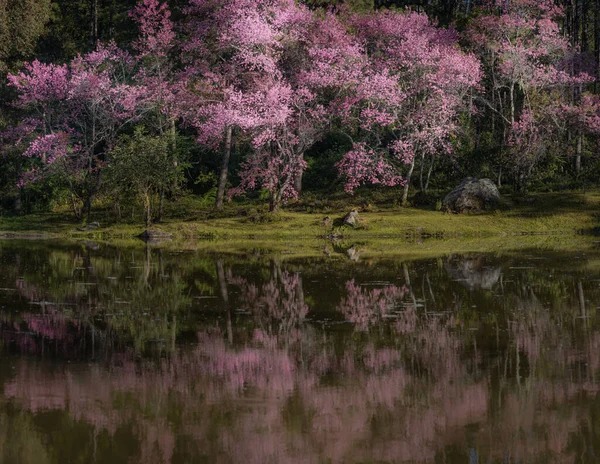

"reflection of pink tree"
[5,304,600,463]
[230,270,308,332]
[336,280,407,329]
[1,310,83,357]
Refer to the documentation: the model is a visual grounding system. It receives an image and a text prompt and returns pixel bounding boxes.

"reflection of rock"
[444,255,501,290]
[346,246,361,262]
[138,229,173,243]
[442,178,500,213]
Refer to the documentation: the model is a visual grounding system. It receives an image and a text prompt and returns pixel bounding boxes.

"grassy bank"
[0,190,598,243]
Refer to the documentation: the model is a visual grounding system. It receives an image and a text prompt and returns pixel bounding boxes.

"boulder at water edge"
[442,178,500,213]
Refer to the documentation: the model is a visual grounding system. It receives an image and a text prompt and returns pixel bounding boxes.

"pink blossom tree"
[8,0,183,221]
[466,0,593,190]
[232,8,365,210]
[181,0,282,210]
[337,10,482,203]
[184,0,364,211]
[8,46,138,219]
[561,93,600,156]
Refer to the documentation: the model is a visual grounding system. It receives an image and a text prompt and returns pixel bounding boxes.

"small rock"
[323,232,343,242]
[342,210,360,227]
[321,216,332,227]
[77,221,101,232]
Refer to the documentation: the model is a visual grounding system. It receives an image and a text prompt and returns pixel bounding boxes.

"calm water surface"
[0,240,599,463]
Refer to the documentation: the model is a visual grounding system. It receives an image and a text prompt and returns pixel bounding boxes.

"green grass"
[0,190,598,244]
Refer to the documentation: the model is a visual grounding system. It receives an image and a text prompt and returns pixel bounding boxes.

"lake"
[0,240,598,463]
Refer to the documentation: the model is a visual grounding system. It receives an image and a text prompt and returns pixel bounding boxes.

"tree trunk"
[582,0,589,52]
[270,190,282,212]
[294,153,304,194]
[90,0,99,47]
[71,193,82,220]
[419,153,425,192]
[14,189,22,215]
[424,155,435,193]
[509,83,515,125]
[401,156,417,205]
[575,132,582,173]
[595,0,600,92]
[216,126,232,211]
[83,155,102,221]
[144,191,152,227]
[84,177,101,222]
[84,196,93,222]
[157,188,164,222]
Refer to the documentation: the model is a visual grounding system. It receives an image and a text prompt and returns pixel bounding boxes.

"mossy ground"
[0,190,598,257]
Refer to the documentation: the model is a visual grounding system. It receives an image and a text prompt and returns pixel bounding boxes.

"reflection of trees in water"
[3,246,600,460]
[5,301,598,462]
[1,244,196,357]
[1,324,468,463]
[336,279,407,329]
[228,261,308,335]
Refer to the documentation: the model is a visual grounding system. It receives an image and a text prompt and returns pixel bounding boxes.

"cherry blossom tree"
[337,10,482,203]
[7,0,183,221]
[234,8,365,209]
[562,93,600,148]
[466,0,593,191]
[184,0,364,211]
[8,46,138,219]
[182,0,282,210]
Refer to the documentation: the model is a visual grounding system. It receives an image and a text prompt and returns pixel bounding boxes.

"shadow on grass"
[0,213,80,233]
[500,192,595,218]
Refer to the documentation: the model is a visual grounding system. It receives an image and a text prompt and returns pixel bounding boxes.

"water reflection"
[444,254,502,290]
[0,242,599,462]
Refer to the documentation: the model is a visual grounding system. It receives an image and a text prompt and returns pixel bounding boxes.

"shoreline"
[0,191,597,247]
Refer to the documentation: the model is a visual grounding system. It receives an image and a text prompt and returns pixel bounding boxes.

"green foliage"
[0,0,52,71]
[105,128,188,226]
[243,206,284,224]
[194,187,218,208]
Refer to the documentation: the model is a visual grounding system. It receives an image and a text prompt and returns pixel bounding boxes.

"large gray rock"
[443,177,500,213]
